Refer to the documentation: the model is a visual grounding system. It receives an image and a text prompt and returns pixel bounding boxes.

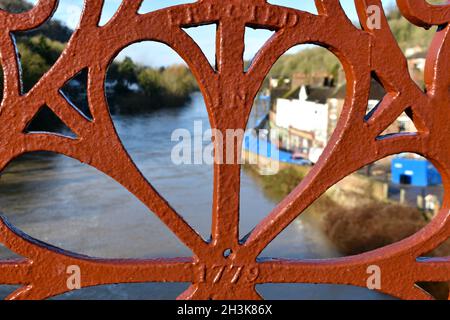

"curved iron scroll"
[0,0,449,300]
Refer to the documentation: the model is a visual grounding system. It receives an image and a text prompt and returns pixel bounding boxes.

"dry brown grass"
[322,202,450,299]
[323,202,427,255]
[246,164,450,298]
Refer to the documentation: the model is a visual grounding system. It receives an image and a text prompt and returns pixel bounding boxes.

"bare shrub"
[323,203,427,255]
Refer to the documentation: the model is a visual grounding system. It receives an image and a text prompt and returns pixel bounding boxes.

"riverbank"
[10,15,199,130]
[2,93,393,300]
[243,157,450,299]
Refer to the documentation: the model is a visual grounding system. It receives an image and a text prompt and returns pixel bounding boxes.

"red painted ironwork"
[0,0,449,300]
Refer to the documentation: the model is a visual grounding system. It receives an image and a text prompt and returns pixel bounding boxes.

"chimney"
[299,86,308,101]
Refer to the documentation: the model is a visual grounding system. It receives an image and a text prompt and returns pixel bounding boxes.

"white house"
[273,86,331,149]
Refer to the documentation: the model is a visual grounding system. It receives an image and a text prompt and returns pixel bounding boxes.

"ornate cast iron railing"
[0,0,449,300]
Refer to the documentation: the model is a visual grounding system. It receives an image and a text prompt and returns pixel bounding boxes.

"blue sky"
[30,0,397,67]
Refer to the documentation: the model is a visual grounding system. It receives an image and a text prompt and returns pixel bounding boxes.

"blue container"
[391,157,442,187]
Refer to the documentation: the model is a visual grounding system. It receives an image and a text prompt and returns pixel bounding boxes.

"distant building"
[405,46,423,58]
[391,155,441,187]
[270,85,334,162]
[105,80,117,95]
[407,51,426,72]
[269,77,291,89]
[267,70,417,164]
[326,79,416,140]
[326,79,385,139]
[291,72,334,88]
[406,51,427,87]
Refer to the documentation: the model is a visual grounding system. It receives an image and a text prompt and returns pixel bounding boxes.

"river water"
[0,93,390,300]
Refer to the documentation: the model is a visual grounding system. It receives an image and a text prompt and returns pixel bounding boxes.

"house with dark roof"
[270,84,334,163]
[283,85,336,104]
[406,51,427,87]
[327,79,386,139]
[326,79,416,140]
[407,51,426,72]
[268,72,416,163]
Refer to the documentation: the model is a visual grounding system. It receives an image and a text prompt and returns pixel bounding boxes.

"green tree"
[161,65,197,98]
[113,57,137,94]
[118,57,137,84]
[17,43,49,92]
[138,68,164,99]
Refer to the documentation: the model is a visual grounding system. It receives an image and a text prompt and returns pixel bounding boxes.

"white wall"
[275,98,329,146]
[368,99,380,114]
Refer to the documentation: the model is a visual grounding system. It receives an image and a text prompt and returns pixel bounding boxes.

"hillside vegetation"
[0,0,198,119]
[0,1,445,115]
[267,1,443,80]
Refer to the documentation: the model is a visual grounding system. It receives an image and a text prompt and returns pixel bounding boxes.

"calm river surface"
[0,93,390,300]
